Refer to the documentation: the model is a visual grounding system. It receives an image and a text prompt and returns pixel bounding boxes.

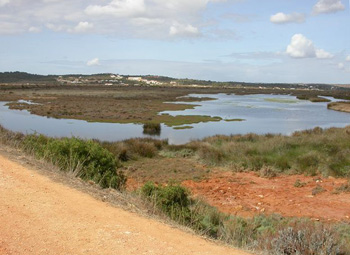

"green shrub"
[190,200,227,238]
[22,135,126,190]
[296,152,320,175]
[141,182,191,223]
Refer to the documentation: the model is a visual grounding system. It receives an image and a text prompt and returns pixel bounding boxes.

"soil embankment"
[0,152,250,255]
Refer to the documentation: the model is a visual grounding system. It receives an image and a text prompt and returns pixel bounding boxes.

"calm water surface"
[0,94,349,144]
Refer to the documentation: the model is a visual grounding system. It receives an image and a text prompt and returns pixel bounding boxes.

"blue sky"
[0,0,349,83]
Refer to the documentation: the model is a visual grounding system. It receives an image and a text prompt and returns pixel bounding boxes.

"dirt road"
[0,153,251,255]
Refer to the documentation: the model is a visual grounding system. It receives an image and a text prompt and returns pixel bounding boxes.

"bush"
[190,200,227,238]
[312,185,326,196]
[297,153,320,175]
[100,138,167,161]
[143,123,161,136]
[197,144,226,165]
[271,224,342,255]
[141,182,191,223]
[294,179,306,188]
[22,135,126,190]
[125,139,158,158]
[259,165,278,178]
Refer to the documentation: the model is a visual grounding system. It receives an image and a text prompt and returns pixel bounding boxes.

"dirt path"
[0,153,251,255]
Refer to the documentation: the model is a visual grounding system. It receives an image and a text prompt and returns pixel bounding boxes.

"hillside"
[0,72,56,83]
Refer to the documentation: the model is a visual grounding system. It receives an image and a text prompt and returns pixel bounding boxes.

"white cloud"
[169,23,200,37]
[286,34,333,59]
[46,23,67,32]
[28,26,41,33]
[270,12,305,24]
[69,21,93,33]
[86,58,100,66]
[338,63,345,69]
[0,0,231,38]
[315,49,333,59]
[313,0,345,14]
[346,55,350,61]
[0,22,25,34]
[0,0,9,7]
[85,0,146,17]
[286,34,316,58]
[131,17,164,26]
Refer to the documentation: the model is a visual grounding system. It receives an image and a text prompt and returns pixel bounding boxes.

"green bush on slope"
[22,135,126,190]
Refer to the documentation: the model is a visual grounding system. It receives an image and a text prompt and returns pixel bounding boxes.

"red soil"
[183,172,350,221]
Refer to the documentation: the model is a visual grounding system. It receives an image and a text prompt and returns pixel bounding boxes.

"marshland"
[1,74,350,254]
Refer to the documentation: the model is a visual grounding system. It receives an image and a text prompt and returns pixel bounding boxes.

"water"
[0,94,349,144]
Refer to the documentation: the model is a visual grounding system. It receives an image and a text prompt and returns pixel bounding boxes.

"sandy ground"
[183,171,350,221]
[0,153,251,255]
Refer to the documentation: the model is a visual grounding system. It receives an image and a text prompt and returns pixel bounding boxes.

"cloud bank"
[0,0,229,38]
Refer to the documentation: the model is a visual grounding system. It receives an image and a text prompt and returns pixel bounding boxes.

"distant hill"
[0,72,347,92]
[0,72,56,83]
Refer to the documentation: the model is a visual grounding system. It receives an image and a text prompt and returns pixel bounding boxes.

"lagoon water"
[0,94,349,144]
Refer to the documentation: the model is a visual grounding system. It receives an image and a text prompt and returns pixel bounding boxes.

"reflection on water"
[0,94,349,144]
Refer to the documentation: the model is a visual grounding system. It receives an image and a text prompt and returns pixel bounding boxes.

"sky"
[0,0,349,83]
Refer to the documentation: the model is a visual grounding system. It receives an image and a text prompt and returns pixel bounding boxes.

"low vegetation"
[0,126,126,190]
[297,95,331,102]
[99,125,350,180]
[157,114,222,127]
[173,125,194,130]
[294,179,307,188]
[168,126,350,178]
[100,138,167,161]
[335,181,350,194]
[140,182,350,254]
[2,123,350,184]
